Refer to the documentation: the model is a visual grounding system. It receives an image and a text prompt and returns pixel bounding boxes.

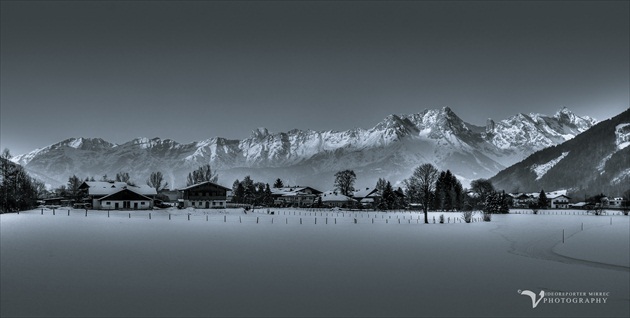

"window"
[213,202,216,206]
[106,202,111,205]
[141,202,145,205]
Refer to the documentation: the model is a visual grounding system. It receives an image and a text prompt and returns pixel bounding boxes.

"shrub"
[483,212,492,222]
[532,208,539,215]
[462,211,474,223]
[439,214,444,223]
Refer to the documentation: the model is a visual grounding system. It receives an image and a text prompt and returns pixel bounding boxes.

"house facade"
[352,187,381,208]
[548,194,571,209]
[179,181,230,209]
[79,181,157,210]
[272,186,322,207]
[98,188,153,210]
[320,191,357,208]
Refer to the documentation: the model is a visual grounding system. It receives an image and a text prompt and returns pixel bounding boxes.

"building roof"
[81,181,157,196]
[352,187,379,199]
[178,181,231,191]
[271,186,321,196]
[320,191,357,202]
[97,188,153,201]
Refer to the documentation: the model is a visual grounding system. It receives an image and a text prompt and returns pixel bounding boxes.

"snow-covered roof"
[522,190,569,199]
[320,191,356,202]
[352,187,379,199]
[82,181,157,196]
[271,186,320,196]
[178,181,230,191]
[97,188,153,201]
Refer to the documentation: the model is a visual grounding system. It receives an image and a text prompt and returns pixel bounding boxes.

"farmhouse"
[548,193,571,209]
[509,193,533,208]
[79,181,157,210]
[97,188,153,210]
[272,186,322,207]
[179,181,230,209]
[320,191,357,208]
[352,187,380,208]
[510,190,571,209]
[608,197,625,208]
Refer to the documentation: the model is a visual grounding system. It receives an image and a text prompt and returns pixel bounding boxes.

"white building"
[320,191,357,208]
[79,181,157,210]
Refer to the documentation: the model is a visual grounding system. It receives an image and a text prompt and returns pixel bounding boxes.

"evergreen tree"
[235,183,245,203]
[273,178,284,188]
[382,181,396,210]
[263,183,273,206]
[538,190,548,209]
[242,176,255,204]
[1,149,39,212]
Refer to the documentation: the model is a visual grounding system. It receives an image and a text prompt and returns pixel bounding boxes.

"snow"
[553,221,629,267]
[611,168,630,185]
[67,137,84,148]
[615,123,630,150]
[1,209,628,317]
[531,152,570,180]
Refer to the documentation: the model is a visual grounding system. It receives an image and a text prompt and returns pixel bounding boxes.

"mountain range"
[11,107,598,191]
[490,108,630,197]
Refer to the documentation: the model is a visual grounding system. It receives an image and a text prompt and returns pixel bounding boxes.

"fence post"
[149,213,151,220]
[562,229,565,243]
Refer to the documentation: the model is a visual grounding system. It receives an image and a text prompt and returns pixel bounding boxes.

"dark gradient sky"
[1,1,628,155]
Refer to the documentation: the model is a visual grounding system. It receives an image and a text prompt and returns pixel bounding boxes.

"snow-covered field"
[1,208,628,317]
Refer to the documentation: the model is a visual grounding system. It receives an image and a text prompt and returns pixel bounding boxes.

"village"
[36,169,627,215]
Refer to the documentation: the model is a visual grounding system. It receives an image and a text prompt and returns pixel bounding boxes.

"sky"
[1,0,628,156]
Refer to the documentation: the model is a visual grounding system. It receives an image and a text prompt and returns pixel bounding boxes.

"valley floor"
[1,208,628,317]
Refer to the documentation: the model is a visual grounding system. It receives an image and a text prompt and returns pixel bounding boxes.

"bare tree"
[406,163,439,223]
[147,171,169,192]
[115,172,131,183]
[334,170,356,196]
[186,164,218,186]
[67,175,82,200]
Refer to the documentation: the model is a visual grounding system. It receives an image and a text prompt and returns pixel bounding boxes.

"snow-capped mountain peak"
[11,107,600,189]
